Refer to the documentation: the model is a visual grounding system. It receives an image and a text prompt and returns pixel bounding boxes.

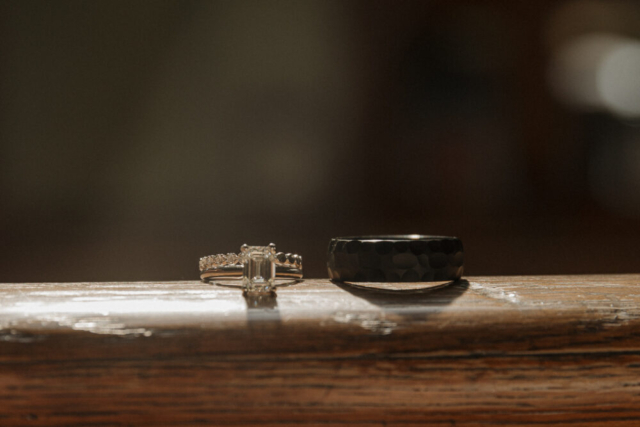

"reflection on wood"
[1,275,639,425]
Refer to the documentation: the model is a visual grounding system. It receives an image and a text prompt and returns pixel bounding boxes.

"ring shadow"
[332,279,470,319]
[210,279,306,324]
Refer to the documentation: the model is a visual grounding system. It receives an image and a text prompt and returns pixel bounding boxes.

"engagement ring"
[200,243,303,293]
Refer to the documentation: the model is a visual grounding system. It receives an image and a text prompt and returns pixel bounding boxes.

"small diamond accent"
[226,253,238,265]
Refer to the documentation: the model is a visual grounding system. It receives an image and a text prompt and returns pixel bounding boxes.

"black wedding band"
[327,235,464,282]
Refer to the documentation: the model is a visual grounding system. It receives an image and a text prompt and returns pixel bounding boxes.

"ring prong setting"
[240,244,278,294]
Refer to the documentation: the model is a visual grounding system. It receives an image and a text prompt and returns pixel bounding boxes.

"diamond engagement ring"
[200,243,303,293]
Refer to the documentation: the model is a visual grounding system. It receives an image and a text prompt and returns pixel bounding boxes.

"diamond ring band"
[200,243,302,293]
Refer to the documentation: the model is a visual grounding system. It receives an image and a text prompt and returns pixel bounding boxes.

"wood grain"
[1,275,640,425]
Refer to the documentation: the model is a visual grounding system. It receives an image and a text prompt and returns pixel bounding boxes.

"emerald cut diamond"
[240,243,277,293]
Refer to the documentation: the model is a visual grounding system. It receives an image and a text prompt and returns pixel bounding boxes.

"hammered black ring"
[327,235,464,282]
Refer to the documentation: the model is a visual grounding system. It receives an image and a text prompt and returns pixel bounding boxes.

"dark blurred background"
[1,0,639,281]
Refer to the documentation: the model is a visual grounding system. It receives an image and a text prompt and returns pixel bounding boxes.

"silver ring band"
[200,264,303,281]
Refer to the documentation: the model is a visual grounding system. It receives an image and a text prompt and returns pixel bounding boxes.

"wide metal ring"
[327,235,463,282]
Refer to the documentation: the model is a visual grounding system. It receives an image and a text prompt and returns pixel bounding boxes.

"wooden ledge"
[1,275,640,425]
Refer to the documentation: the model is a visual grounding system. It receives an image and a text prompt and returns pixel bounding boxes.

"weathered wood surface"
[1,275,640,426]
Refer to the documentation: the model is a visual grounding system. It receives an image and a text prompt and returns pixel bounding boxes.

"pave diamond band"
[199,243,303,292]
[199,252,302,272]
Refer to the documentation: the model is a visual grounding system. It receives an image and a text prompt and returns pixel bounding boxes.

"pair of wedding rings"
[200,236,464,294]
